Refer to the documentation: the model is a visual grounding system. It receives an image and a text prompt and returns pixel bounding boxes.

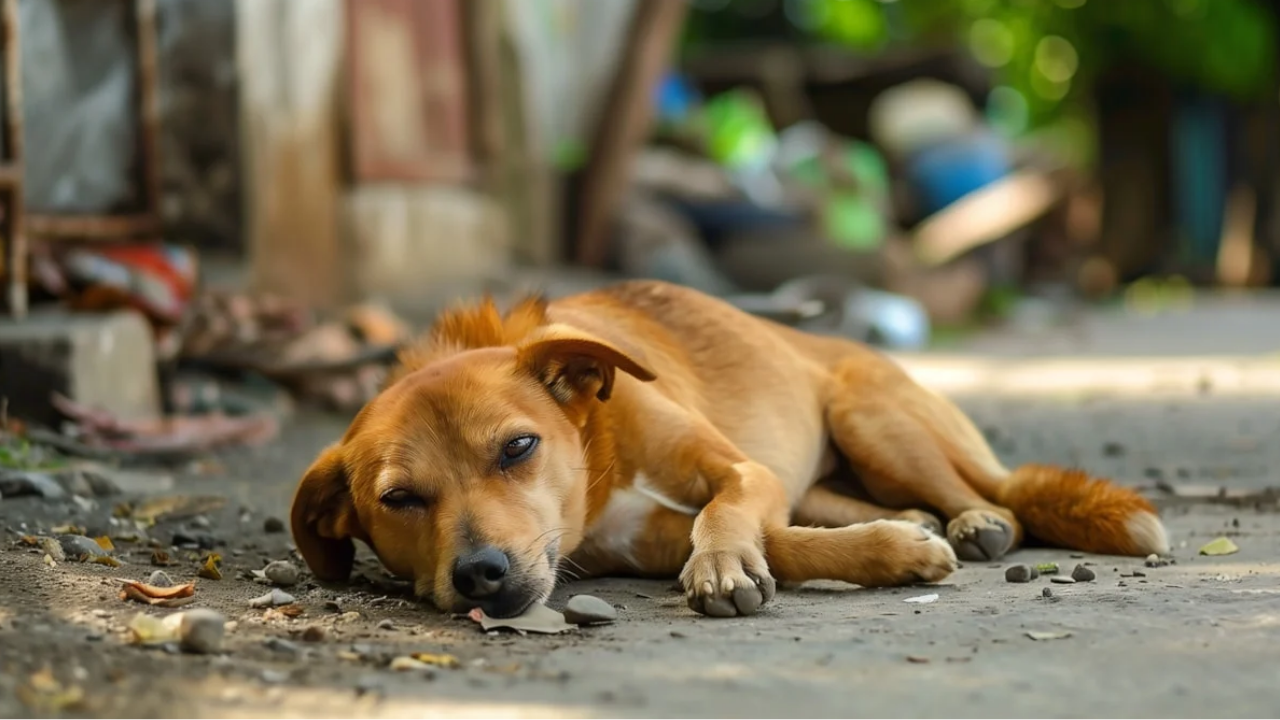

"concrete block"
[0,309,160,427]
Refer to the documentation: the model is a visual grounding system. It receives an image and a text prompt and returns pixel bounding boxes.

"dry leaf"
[93,536,115,551]
[278,604,305,618]
[129,495,226,524]
[410,652,460,668]
[1199,537,1240,556]
[198,553,223,580]
[467,604,574,634]
[19,535,39,547]
[16,668,84,713]
[150,550,174,567]
[906,655,930,664]
[127,613,183,645]
[51,524,86,535]
[389,656,436,672]
[91,555,122,568]
[119,579,197,607]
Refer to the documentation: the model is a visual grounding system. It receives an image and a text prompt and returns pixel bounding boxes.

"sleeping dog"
[291,281,1168,618]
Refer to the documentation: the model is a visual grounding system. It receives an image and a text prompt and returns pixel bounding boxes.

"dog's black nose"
[452,546,509,599]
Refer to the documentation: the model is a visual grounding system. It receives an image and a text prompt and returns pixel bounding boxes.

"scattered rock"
[1042,587,1053,598]
[376,619,394,630]
[148,570,175,587]
[263,517,285,534]
[301,626,326,642]
[58,535,108,560]
[263,637,301,655]
[1050,576,1076,584]
[354,675,384,697]
[0,471,66,499]
[248,589,296,608]
[178,609,227,654]
[1004,564,1037,583]
[1070,565,1096,582]
[263,561,300,587]
[1102,441,1126,458]
[260,669,289,685]
[39,537,66,563]
[906,655,930,664]
[563,595,618,625]
[172,530,219,550]
[1145,553,1167,567]
[190,515,212,530]
[1025,630,1072,641]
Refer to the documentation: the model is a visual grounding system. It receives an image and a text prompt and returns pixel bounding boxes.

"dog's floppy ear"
[290,445,364,582]
[518,326,657,404]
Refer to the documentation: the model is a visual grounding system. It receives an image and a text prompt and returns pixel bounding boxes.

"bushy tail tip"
[996,464,1169,557]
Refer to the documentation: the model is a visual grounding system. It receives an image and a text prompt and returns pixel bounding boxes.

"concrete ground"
[2,298,1280,719]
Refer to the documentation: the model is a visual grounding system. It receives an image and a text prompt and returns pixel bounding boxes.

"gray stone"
[563,594,618,625]
[178,609,226,654]
[1004,564,1038,583]
[58,534,108,560]
[262,516,285,534]
[263,637,301,655]
[1050,576,1077,584]
[148,570,175,587]
[0,309,161,427]
[263,560,300,587]
[248,588,295,607]
[1071,564,1096,582]
[0,471,66,500]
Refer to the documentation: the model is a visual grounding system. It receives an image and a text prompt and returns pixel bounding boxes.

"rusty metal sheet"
[345,0,472,184]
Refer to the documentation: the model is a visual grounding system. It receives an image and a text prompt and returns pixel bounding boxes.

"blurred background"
[0,0,1278,439]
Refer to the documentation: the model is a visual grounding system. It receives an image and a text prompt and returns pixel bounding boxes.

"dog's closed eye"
[499,435,539,470]
[380,488,427,510]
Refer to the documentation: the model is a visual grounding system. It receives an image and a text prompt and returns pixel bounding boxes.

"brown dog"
[291,281,1168,618]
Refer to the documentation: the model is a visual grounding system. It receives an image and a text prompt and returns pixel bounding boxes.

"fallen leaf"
[51,524,85,536]
[906,655,930,664]
[1199,537,1240,556]
[119,579,197,607]
[1025,630,1073,641]
[16,668,84,713]
[198,553,223,580]
[389,656,435,673]
[467,604,575,634]
[19,535,39,546]
[279,604,306,618]
[127,612,183,645]
[93,536,115,551]
[150,550,174,567]
[336,651,363,662]
[904,593,939,604]
[410,652,460,668]
[129,495,226,525]
[91,555,122,568]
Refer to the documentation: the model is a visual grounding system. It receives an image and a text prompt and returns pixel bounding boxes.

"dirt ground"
[3,297,1280,719]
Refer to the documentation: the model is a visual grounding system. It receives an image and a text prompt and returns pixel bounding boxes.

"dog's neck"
[578,401,622,530]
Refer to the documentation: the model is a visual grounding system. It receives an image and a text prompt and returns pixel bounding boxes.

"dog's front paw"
[895,509,943,536]
[679,548,776,618]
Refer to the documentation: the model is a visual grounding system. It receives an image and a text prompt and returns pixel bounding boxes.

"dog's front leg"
[677,447,790,618]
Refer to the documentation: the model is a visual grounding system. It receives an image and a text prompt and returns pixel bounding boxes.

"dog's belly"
[574,475,698,576]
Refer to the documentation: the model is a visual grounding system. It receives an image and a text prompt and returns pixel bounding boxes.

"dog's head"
[289,299,655,617]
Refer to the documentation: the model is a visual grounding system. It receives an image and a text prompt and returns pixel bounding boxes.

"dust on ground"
[2,391,1279,719]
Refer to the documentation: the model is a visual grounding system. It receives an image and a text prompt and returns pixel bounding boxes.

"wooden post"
[1,0,23,318]
[237,0,346,309]
[574,0,688,268]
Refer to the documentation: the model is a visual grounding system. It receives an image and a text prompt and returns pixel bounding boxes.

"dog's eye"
[379,488,425,509]
[499,435,539,470]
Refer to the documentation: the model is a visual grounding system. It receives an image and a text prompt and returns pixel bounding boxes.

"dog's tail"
[987,464,1169,557]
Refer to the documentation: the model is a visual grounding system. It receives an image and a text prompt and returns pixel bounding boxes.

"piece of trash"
[1033,562,1060,575]
[119,579,196,607]
[198,553,223,580]
[904,593,939,604]
[127,613,183,645]
[1025,630,1073,641]
[15,667,84,713]
[248,588,296,608]
[410,652,460,668]
[1198,537,1239,556]
[467,603,575,635]
[389,656,436,673]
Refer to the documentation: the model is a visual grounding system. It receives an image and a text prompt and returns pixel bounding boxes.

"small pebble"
[248,588,296,608]
[355,675,384,697]
[263,561,300,587]
[1071,564,1096,582]
[1144,554,1168,568]
[263,517,286,534]
[1004,564,1037,583]
[148,570,175,587]
[260,669,289,685]
[40,537,66,563]
[178,609,227,654]
[264,637,301,655]
[376,619,394,630]
[301,626,326,642]
[1050,576,1076,584]
[1042,587,1053,598]
[562,594,618,625]
[58,534,107,560]
[190,515,212,530]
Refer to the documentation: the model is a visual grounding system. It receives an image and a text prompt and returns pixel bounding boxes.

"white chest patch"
[585,474,700,565]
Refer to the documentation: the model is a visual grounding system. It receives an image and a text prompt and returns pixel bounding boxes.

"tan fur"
[291,280,1169,618]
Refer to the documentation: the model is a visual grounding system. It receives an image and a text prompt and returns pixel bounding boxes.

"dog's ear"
[290,445,364,582]
[518,326,657,404]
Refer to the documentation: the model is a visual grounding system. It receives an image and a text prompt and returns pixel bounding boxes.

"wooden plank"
[575,0,688,268]
[345,0,472,183]
[2,0,24,318]
[237,0,346,308]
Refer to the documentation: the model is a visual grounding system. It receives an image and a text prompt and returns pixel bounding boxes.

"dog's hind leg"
[764,521,957,587]
[822,355,1023,561]
[794,485,942,535]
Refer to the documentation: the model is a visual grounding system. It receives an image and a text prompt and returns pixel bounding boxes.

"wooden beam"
[575,0,687,268]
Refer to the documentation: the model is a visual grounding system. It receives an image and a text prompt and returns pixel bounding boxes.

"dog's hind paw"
[680,548,776,618]
[947,509,1016,561]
